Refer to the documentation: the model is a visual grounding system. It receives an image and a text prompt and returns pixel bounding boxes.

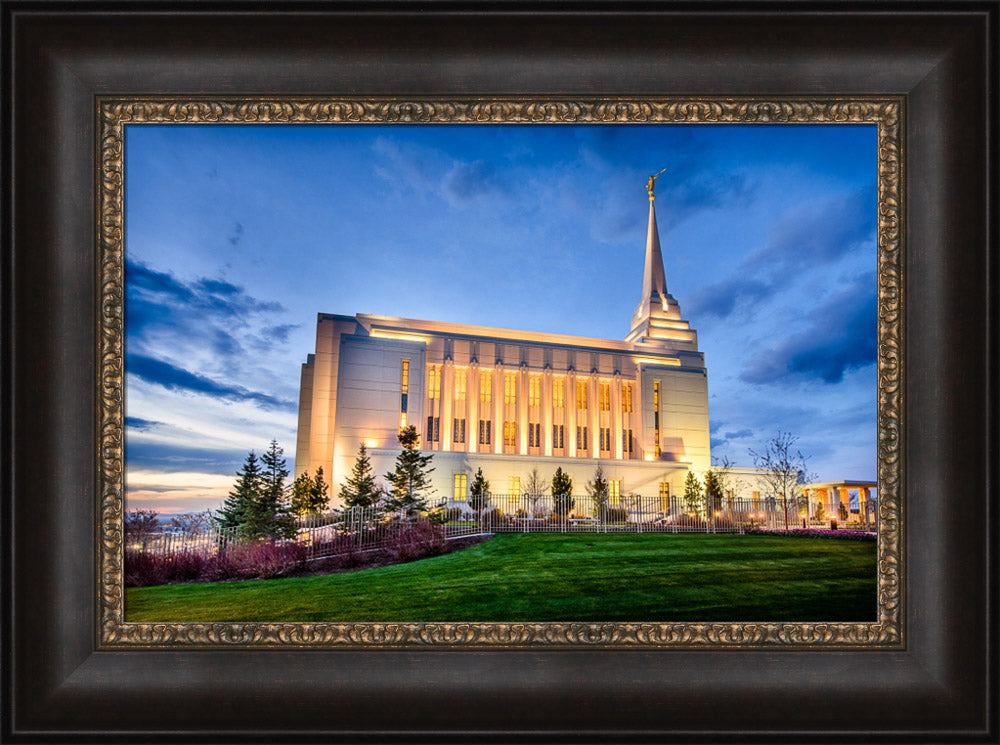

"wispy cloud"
[127,353,295,411]
[442,159,502,204]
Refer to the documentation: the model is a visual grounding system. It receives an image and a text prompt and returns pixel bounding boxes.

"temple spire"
[626,170,699,350]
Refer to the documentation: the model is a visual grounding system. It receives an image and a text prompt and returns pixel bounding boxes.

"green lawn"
[125,533,877,623]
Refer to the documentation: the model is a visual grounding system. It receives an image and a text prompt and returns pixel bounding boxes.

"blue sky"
[124,123,878,513]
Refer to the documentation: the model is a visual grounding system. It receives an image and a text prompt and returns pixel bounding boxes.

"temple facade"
[295,181,716,507]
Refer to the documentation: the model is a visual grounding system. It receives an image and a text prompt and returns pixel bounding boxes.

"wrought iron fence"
[129,493,874,563]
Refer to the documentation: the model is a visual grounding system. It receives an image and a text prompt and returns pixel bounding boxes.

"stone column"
[493,363,503,455]
[590,373,600,458]
[859,486,870,529]
[518,364,529,454]
[441,359,453,451]
[612,372,623,460]
[468,362,479,454]
[542,368,553,456]
[567,370,577,457]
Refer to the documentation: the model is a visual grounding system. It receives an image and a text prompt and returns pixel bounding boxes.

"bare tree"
[168,510,212,535]
[524,466,549,516]
[712,455,747,508]
[749,431,810,531]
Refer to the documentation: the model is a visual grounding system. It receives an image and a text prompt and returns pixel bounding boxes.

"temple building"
[295,177,750,508]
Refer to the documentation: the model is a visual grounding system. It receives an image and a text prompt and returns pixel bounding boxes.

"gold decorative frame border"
[97,97,903,648]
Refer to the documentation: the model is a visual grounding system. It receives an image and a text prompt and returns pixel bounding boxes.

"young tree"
[586,465,610,519]
[682,471,704,518]
[703,469,724,517]
[749,431,810,531]
[524,467,549,516]
[385,425,435,516]
[468,467,490,519]
[551,467,574,517]
[340,443,382,508]
[244,440,296,540]
[216,451,263,532]
[712,454,746,509]
[125,509,160,548]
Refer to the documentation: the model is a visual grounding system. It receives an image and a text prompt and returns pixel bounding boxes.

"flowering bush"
[746,528,876,541]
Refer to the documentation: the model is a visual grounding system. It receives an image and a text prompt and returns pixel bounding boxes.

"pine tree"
[468,468,490,516]
[244,440,295,540]
[703,469,724,516]
[311,466,330,513]
[216,451,263,532]
[683,471,704,518]
[586,465,610,519]
[551,467,574,517]
[384,425,435,516]
[291,467,332,516]
[341,443,381,508]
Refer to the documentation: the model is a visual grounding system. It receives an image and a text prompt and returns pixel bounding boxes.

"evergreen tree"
[683,471,704,518]
[244,440,295,540]
[292,466,332,516]
[551,467,574,517]
[468,468,490,516]
[384,425,435,516]
[341,443,382,508]
[703,469,724,516]
[586,465,610,519]
[216,451,263,532]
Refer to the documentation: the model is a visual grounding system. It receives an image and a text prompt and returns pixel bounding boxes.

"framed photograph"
[4,3,995,742]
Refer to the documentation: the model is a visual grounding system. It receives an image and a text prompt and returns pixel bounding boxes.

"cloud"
[724,429,754,440]
[125,416,163,431]
[125,442,252,474]
[746,183,876,275]
[127,353,295,411]
[740,277,877,385]
[228,222,243,246]
[442,160,501,203]
[688,276,773,318]
[260,324,299,344]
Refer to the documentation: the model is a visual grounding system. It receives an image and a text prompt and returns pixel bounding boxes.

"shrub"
[601,506,628,523]
[384,519,446,562]
[440,507,464,523]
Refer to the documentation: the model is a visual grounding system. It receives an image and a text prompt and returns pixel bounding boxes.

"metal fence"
[129,493,875,562]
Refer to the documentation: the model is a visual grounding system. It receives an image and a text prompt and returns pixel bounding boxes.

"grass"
[125,533,877,623]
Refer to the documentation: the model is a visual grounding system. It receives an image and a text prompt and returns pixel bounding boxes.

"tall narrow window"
[480,372,492,404]
[622,428,634,455]
[508,476,521,495]
[600,427,611,452]
[599,382,610,411]
[622,383,633,413]
[609,479,622,506]
[454,370,467,401]
[478,419,492,445]
[653,380,661,458]
[528,422,541,448]
[576,381,588,409]
[503,421,517,447]
[453,418,466,444]
[453,473,468,502]
[577,425,588,451]
[552,424,564,449]
[426,416,440,442]
[528,376,541,406]
[504,373,517,405]
[428,367,440,400]
[659,480,671,512]
[552,379,565,408]
[399,359,410,428]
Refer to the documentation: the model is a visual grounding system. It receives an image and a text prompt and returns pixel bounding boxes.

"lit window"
[600,427,611,452]
[653,381,661,458]
[528,376,541,406]
[453,473,468,501]
[400,359,410,414]
[508,476,520,495]
[577,425,588,451]
[504,421,517,447]
[428,367,440,400]
[577,381,588,409]
[599,382,610,411]
[622,384,633,413]
[552,424,564,449]
[455,370,467,401]
[552,379,565,408]
[453,418,466,444]
[504,373,517,405]
[609,479,622,505]
[528,422,541,448]
[479,419,491,445]
[480,372,492,404]
[622,429,633,455]
[659,481,670,512]
[426,416,440,442]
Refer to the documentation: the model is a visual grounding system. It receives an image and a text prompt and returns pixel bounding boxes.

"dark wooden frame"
[3,2,996,741]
